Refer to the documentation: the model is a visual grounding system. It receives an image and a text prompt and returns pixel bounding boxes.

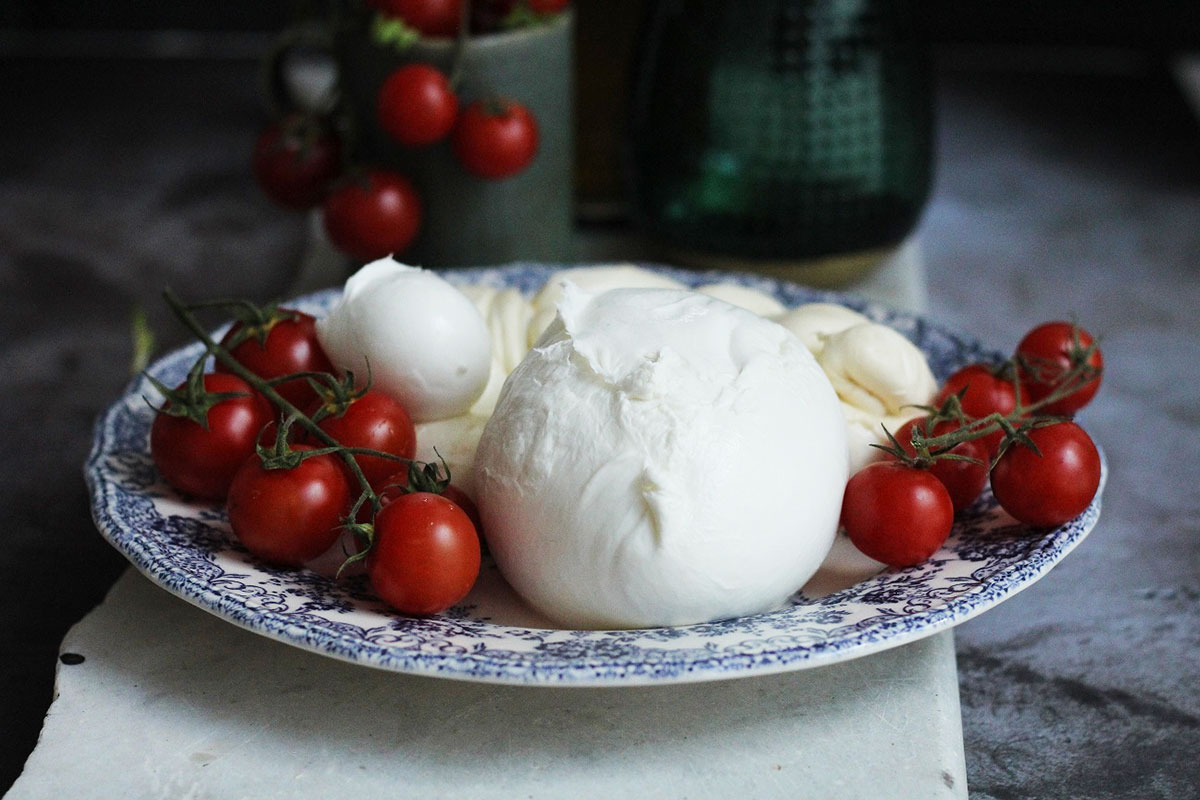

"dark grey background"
[2,3,1199,797]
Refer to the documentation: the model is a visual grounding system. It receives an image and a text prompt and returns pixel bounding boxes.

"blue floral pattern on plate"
[85,264,1105,686]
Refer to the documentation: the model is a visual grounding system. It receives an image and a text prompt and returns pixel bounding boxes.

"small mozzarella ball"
[527,264,686,346]
[818,321,936,424]
[695,283,786,317]
[316,257,491,423]
[776,303,873,355]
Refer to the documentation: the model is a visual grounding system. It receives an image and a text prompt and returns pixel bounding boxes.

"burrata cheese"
[473,284,849,629]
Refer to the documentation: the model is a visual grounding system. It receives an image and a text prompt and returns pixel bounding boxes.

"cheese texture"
[315,258,492,423]
[473,285,849,629]
[816,322,938,471]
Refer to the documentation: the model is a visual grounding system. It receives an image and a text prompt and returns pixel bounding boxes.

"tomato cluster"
[149,300,481,616]
[252,1,564,262]
[841,321,1104,568]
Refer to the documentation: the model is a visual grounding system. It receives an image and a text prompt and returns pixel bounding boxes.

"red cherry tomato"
[322,170,422,261]
[216,309,333,410]
[376,0,462,37]
[528,0,569,13]
[251,114,342,210]
[311,391,416,492]
[377,64,458,147]
[452,99,539,179]
[990,421,1101,528]
[367,492,481,615]
[887,416,989,513]
[364,470,482,537]
[1016,322,1103,416]
[840,462,955,567]
[933,363,1018,455]
[440,484,483,536]
[227,445,352,566]
[150,373,273,501]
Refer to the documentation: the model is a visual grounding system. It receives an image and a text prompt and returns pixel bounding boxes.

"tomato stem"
[162,289,384,513]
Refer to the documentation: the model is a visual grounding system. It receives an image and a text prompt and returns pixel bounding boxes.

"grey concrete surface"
[1,54,1198,797]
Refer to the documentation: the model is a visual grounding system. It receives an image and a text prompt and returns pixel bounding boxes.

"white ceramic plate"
[85,264,1104,686]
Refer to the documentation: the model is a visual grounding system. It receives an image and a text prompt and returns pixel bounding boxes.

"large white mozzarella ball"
[315,258,491,423]
[695,282,786,317]
[474,285,849,629]
[526,264,686,346]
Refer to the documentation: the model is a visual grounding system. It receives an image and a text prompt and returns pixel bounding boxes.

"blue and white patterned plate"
[85,264,1104,686]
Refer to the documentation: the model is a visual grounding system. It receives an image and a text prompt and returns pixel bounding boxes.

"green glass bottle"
[628,0,932,285]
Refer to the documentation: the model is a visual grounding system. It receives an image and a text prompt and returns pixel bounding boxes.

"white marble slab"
[8,571,966,799]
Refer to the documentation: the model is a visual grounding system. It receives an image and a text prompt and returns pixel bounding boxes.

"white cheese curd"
[696,283,786,317]
[776,303,872,355]
[315,257,492,423]
[413,414,491,495]
[526,264,686,347]
[456,284,535,416]
[816,322,937,470]
[474,284,849,629]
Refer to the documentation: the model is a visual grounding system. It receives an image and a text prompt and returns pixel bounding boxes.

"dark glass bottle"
[628,0,932,284]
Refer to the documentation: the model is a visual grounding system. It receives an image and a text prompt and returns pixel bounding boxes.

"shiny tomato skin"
[1016,322,1103,416]
[362,472,482,538]
[377,64,458,146]
[216,310,333,410]
[367,492,480,615]
[933,363,1018,455]
[888,416,989,513]
[322,170,422,261]
[377,0,462,37]
[840,462,955,567]
[991,421,1101,527]
[312,391,416,491]
[251,115,342,210]
[226,445,352,566]
[452,100,539,179]
[150,373,273,501]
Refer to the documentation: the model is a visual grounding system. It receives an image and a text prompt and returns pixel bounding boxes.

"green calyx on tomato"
[145,359,251,429]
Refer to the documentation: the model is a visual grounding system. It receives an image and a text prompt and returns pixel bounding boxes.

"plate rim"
[84,262,1105,687]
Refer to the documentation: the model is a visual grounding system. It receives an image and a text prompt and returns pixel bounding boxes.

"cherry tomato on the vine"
[150,373,273,501]
[378,64,458,147]
[367,470,483,540]
[452,99,539,179]
[376,0,462,37]
[322,169,422,261]
[887,416,989,513]
[251,114,342,210]
[217,309,332,410]
[367,492,481,615]
[1016,322,1103,416]
[840,462,954,567]
[227,445,352,566]
[310,391,417,492]
[933,363,1019,455]
[990,421,1101,528]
